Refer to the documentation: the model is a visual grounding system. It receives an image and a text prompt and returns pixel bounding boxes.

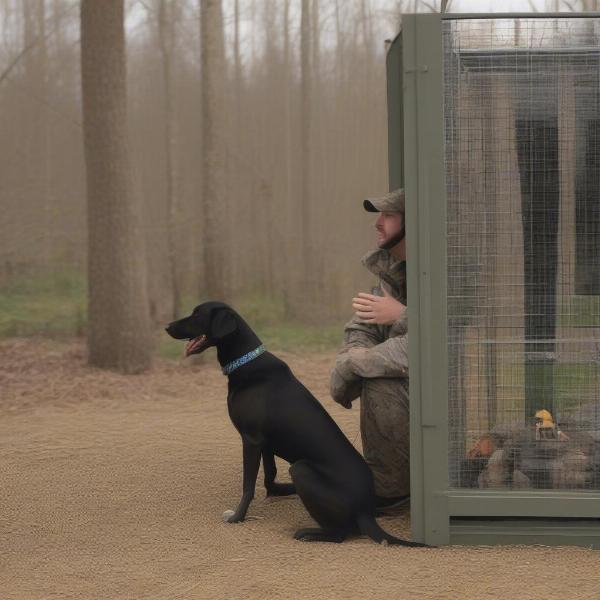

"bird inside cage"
[533,409,569,442]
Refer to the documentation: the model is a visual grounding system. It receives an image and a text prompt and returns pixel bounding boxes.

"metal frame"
[386,32,403,190]
[402,13,450,546]
[441,12,600,19]
[395,12,600,548]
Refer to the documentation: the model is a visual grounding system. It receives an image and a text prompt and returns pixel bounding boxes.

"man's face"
[375,211,404,248]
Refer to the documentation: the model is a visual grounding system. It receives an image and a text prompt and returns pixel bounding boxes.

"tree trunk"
[300,0,312,289]
[233,0,242,130]
[231,0,243,292]
[81,0,153,373]
[311,0,320,95]
[282,0,293,316]
[311,0,325,303]
[158,0,181,319]
[200,0,229,301]
[36,0,50,262]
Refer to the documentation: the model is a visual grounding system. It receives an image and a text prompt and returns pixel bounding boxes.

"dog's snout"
[165,320,191,341]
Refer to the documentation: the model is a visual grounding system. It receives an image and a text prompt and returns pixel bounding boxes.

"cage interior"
[444,17,600,491]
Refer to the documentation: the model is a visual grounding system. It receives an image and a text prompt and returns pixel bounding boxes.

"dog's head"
[165,302,238,357]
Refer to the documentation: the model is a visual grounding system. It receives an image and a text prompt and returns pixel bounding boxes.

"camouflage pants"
[360,377,410,498]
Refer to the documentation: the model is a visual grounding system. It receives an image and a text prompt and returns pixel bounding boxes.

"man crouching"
[330,188,410,513]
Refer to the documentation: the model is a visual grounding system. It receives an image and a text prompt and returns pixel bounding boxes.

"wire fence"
[444,17,600,491]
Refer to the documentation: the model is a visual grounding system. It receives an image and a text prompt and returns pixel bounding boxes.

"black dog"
[166,301,427,547]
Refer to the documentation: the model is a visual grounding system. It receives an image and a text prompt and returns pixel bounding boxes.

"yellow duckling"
[534,409,569,441]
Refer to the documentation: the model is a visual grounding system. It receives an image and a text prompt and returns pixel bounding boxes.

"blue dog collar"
[222,345,266,376]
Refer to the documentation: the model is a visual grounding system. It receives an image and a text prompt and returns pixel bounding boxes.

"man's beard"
[378,226,405,250]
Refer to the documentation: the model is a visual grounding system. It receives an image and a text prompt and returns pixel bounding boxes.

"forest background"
[1,0,597,372]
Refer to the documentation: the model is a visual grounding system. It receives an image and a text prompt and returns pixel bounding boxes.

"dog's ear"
[210,308,237,340]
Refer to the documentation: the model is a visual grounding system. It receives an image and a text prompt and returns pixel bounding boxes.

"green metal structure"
[387,13,600,548]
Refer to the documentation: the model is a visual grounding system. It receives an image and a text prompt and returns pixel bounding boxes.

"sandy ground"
[1,339,600,600]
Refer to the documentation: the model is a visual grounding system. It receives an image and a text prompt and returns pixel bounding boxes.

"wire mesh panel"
[444,18,600,491]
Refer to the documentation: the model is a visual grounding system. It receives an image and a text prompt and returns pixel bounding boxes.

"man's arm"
[389,310,408,337]
[346,332,409,379]
[329,315,385,408]
[346,283,409,378]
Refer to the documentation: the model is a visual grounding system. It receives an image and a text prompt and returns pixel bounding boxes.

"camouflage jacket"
[330,248,409,406]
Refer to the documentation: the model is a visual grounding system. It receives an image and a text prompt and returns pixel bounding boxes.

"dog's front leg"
[226,439,262,523]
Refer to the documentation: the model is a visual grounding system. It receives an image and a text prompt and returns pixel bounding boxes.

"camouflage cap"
[363,188,405,213]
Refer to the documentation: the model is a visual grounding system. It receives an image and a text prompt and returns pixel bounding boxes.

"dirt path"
[1,339,599,600]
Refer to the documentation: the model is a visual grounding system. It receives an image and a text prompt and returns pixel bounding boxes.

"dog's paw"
[223,509,245,523]
[266,483,296,497]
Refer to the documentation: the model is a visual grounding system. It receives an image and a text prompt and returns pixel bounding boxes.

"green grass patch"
[157,322,342,361]
[0,273,345,355]
[553,362,600,413]
[161,291,344,358]
[256,323,342,352]
[158,336,187,361]
[0,270,87,337]
[497,361,600,416]
[158,292,344,360]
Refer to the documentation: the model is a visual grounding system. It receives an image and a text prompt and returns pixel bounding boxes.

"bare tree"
[233,0,242,128]
[311,0,320,97]
[36,0,50,259]
[334,0,345,84]
[200,0,229,300]
[81,0,153,373]
[281,0,294,316]
[258,0,278,294]
[300,0,312,284]
[157,0,181,319]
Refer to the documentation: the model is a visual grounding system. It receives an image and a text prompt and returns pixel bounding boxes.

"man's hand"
[331,354,359,409]
[352,288,405,325]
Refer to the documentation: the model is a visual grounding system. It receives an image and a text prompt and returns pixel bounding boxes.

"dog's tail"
[356,515,431,548]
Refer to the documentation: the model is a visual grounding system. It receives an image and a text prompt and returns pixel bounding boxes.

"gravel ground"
[1,338,599,600]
